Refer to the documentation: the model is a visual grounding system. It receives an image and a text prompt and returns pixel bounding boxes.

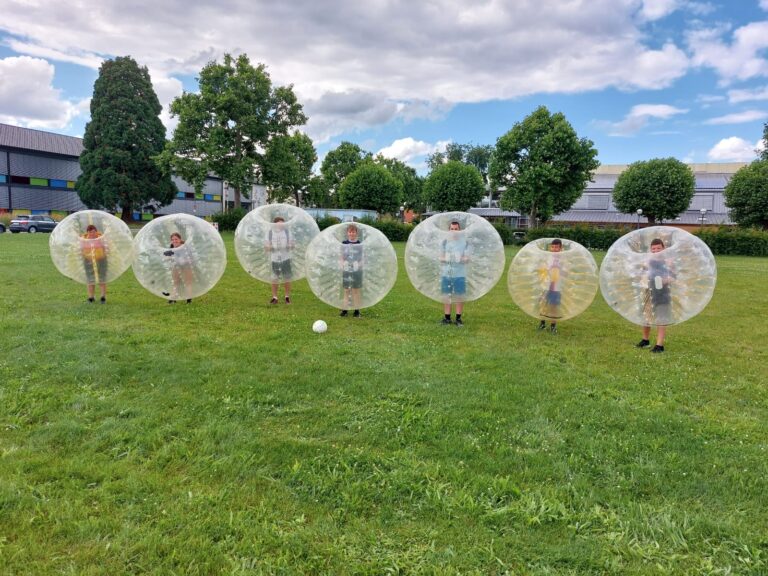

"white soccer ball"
[312,319,328,334]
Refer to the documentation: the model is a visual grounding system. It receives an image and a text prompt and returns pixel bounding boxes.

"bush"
[316,215,341,230]
[491,223,528,245]
[356,216,413,241]
[696,227,768,256]
[526,225,631,250]
[211,207,248,231]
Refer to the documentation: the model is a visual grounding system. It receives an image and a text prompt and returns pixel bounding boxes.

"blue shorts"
[441,276,466,295]
[546,291,561,305]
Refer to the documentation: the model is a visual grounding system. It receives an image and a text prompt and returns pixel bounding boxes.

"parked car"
[9,214,59,233]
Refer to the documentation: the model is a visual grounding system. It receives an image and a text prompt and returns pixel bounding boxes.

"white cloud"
[639,0,680,21]
[728,86,768,103]
[149,72,184,134]
[704,109,768,124]
[603,104,689,136]
[761,0,768,11]
[687,21,768,83]
[707,136,764,161]
[376,137,450,163]
[0,56,83,129]
[0,0,694,136]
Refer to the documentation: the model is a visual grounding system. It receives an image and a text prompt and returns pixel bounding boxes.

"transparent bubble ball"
[132,214,226,300]
[305,222,397,310]
[600,226,716,326]
[234,204,320,283]
[405,211,505,303]
[49,210,135,285]
[508,238,598,322]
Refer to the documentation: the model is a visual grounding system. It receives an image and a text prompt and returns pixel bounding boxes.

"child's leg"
[284,281,291,298]
[87,283,95,299]
[656,326,666,346]
[271,282,279,298]
[642,325,651,340]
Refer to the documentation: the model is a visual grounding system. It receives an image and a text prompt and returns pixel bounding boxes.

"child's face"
[170,235,182,247]
[347,227,358,241]
[650,243,664,254]
[549,243,562,252]
[85,228,99,238]
[449,223,460,232]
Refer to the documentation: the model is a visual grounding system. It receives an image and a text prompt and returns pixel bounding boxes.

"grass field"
[1,232,767,575]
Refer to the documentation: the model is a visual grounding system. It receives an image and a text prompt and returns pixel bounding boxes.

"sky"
[1,0,767,174]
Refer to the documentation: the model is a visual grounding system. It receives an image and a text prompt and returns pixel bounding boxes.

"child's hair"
[551,238,562,247]
[86,224,98,232]
[170,232,184,245]
[650,238,664,248]
[347,224,358,232]
[273,216,285,223]
[450,220,460,229]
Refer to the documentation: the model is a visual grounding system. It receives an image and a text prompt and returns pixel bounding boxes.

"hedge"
[695,227,768,256]
[210,207,248,231]
[525,225,631,250]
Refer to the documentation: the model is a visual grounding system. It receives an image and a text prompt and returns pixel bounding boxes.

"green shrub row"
[525,225,632,250]
[210,207,248,231]
[695,227,768,256]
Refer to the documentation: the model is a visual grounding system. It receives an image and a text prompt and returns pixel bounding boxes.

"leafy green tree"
[427,143,494,183]
[423,161,485,212]
[490,106,599,227]
[304,175,332,208]
[338,162,402,213]
[320,142,371,206]
[426,142,469,170]
[762,122,768,161]
[374,155,425,212]
[77,56,177,221]
[612,158,695,224]
[159,54,306,208]
[262,132,316,205]
[724,159,768,229]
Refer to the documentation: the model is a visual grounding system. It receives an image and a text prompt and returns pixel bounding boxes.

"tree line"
[77,55,768,229]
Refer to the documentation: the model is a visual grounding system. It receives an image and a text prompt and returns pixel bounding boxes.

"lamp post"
[699,207,707,230]
[636,208,643,230]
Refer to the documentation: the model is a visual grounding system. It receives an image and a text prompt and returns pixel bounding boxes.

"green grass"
[1,232,767,575]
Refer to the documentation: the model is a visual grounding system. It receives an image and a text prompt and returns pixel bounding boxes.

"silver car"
[9,214,59,233]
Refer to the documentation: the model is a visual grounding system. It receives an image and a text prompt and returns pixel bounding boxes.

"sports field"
[1,233,766,575]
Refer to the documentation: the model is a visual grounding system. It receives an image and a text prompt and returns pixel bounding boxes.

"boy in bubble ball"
[440,220,470,326]
[340,224,363,318]
[538,238,563,334]
[266,216,294,305]
[637,237,674,353]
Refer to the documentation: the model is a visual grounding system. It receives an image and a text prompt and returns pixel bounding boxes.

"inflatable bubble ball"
[234,204,320,284]
[599,226,716,326]
[509,238,599,322]
[132,214,226,301]
[49,210,134,285]
[405,211,505,303]
[305,222,397,310]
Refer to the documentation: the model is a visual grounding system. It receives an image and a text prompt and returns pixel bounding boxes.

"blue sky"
[1,0,767,173]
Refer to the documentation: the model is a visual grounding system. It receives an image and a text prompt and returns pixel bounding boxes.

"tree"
[423,161,485,212]
[77,56,177,221]
[320,141,371,206]
[612,158,695,224]
[724,159,768,229]
[427,143,494,184]
[762,122,768,161]
[262,132,316,205]
[159,54,306,208]
[374,155,425,212]
[304,175,332,208]
[490,106,599,227]
[338,162,402,213]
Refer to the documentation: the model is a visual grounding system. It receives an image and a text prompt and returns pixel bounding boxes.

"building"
[551,163,744,230]
[0,123,260,220]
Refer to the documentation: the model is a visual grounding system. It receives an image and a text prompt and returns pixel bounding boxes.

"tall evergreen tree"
[77,56,177,221]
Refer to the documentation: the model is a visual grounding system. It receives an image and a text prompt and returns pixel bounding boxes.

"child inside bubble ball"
[266,216,294,304]
[440,220,470,326]
[164,232,194,304]
[538,238,563,334]
[340,224,363,317]
[637,237,674,353]
[80,224,108,303]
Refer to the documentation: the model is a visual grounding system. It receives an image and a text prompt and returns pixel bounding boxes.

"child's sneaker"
[635,339,650,348]
[270,297,278,305]
[550,324,557,334]
[340,310,348,317]
[285,296,291,304]
[455,318,463,327]
[87,297,95,303]
[538,320,546,330]
[100,296,106,304]
[441,317,452,325]
[353,309,361,318]
[651,345,665,353]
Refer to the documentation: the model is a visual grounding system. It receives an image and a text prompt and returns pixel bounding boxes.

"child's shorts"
[441,276,466,295]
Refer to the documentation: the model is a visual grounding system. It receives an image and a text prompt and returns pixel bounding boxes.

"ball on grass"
[312,320,328,333]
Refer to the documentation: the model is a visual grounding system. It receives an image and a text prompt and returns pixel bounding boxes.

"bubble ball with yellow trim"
[132,214,226,301]
[508,238,598,322]
[599,226,716,327]
[49,210,134,285]
[234,203,320,284]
